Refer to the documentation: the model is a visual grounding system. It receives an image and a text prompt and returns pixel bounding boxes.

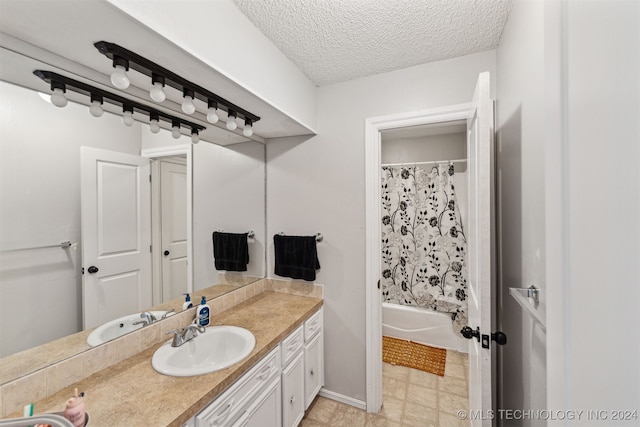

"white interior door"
[160,161,187,301]
[466,71,495,426]
[81,147,151,329]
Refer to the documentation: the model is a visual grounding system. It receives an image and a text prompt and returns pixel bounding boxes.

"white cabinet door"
[233,378,281,427]
[304,333,323,409]
[282,352,305,427]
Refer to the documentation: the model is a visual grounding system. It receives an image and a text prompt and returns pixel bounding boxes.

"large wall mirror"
[0,57,266,384]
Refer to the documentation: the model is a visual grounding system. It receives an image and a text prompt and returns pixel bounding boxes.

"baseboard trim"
[317,388,367,411]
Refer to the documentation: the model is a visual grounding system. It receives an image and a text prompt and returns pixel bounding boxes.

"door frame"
[364,103,471,412]
[141,145,194,304]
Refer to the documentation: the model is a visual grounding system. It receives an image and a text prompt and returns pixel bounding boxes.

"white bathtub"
[382,302,468,353]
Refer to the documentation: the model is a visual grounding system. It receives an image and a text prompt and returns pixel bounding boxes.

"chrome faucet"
[166,323,206,347]
[133,309,174,327]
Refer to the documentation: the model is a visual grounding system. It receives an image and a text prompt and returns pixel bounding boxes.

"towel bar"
[1,241,75,253]
[278,232,323,242]
[216,229,255,239]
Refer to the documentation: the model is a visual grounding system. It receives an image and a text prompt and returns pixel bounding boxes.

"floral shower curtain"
[381,163,468,332]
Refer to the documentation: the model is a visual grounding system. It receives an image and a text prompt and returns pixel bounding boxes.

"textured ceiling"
[233,0,512,87]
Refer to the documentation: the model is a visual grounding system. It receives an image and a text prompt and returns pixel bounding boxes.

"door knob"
[164,250,170,256]
[492,332,507,345]
[87,266,99,274]
[461,326,480,342]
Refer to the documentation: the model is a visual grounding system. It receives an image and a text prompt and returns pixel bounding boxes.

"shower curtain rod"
[381,158,468,167]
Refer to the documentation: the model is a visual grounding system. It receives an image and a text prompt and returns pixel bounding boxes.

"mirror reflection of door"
[80,147,152,330]
[157,158,188,302]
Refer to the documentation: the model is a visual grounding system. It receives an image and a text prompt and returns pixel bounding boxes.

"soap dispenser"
[196,296,210,327]
[182,293,193,310]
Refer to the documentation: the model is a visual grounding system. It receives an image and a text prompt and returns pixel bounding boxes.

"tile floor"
[301,350,470,427]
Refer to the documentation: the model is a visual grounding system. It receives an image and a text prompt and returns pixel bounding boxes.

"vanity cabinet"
[195,347,281,427]
[187,307,323,427]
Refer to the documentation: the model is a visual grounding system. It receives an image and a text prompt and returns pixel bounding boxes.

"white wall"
[381,133,466,164]
[141,131,267,290]
[545,0,640,422]
[193,141,266,289]
[0,81,141,356]
[267,51,496,401]
[495,0,547,423]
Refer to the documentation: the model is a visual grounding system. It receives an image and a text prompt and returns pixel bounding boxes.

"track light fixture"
[149,112,161,133]
[207,100,219,124]
[171,120,182,139]
[94,41,260,135]
[226,110,238,131]
[191,128,200,144]
[110,56,130,89]
[243,119,253,137]
[89,94,104,117]
[150,74,166,102]
[122,105,135,126]
[34,70,205,138]
[181,88,196,115]
[50,81,67,108]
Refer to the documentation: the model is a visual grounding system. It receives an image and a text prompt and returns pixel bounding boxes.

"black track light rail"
[94,41,261,123]
[34,70,206,132]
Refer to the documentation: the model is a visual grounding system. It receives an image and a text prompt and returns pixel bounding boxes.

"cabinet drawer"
[196,347,280,427]
[304,308,323,342]
[281,325,303,367]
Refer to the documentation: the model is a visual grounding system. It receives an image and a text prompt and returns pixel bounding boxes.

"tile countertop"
[11,291,322,426]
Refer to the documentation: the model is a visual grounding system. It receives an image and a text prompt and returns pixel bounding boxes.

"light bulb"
[50,88,67,108]
[172,126,181,139]
[111,64,130,89]
[226,113,238,131]
[149,119,160,133]
[122,110,134,126]
[207,107,219,124]
[191,131,200,144]
[243,122,253,137]
[89,100,104,117]
[182,95,196,114]
[150,82,166,103]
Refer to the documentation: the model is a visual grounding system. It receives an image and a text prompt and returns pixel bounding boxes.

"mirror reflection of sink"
[152,326,256,377]
[86,311,174,347]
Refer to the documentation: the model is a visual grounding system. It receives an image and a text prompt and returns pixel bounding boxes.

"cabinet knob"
[290,396,295,404]
[310,368,315,375]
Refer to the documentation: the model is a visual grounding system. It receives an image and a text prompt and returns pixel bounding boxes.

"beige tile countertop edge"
[7,291,323,426]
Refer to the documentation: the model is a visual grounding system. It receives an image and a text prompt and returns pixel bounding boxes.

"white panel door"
[160,161,187,301]
[81,147,151,329]
[465,72,495,426]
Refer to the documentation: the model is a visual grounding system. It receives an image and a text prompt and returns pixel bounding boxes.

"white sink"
[151,326,256,377]
[87,311,173,347]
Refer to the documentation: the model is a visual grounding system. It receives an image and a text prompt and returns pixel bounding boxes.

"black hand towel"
[273,234,320,281]
[212,232,249,272]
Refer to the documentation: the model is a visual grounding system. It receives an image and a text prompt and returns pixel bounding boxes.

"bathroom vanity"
[6,291,323,427]
[186,308,324,427]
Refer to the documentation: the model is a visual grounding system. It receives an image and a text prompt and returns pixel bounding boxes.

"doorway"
[365,72,495,425]
[142,145,194,306]
[377,120,471,424]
